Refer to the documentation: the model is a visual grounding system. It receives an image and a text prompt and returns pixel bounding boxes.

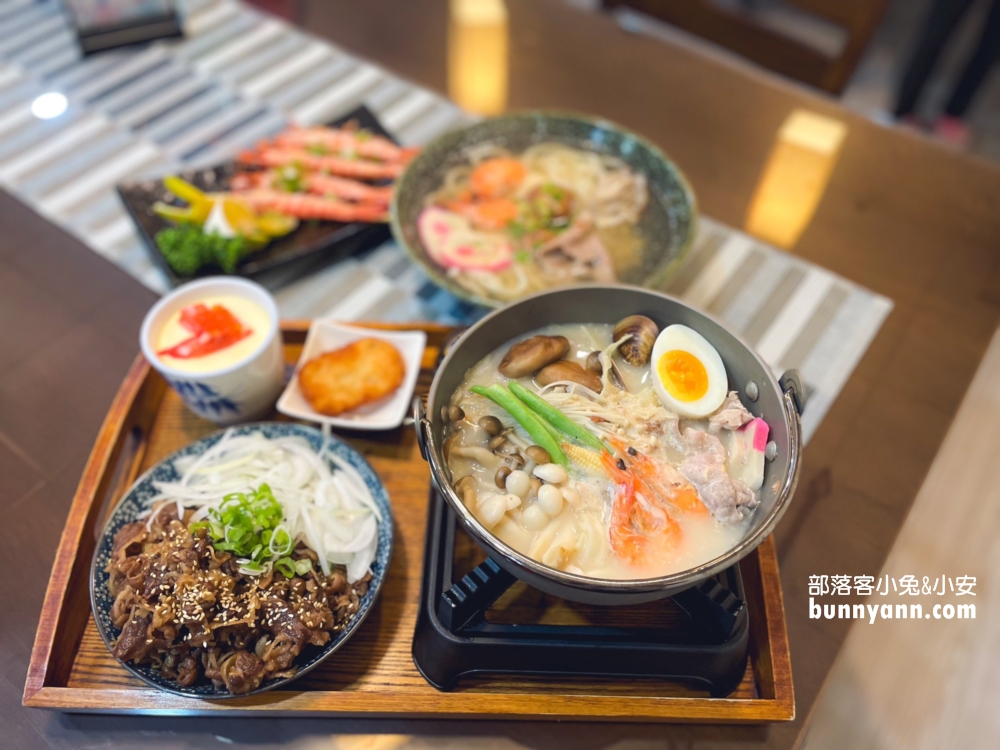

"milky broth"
[446,323,753,580]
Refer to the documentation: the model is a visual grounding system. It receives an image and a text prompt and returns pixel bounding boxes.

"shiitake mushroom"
[536,360,603,392]
[498,335,569,378]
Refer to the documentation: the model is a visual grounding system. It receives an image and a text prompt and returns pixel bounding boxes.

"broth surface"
[445,323,756,580]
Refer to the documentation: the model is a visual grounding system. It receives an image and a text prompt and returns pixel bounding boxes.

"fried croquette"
[298,338,406,416]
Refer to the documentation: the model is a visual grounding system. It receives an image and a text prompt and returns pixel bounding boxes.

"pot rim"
[422,284,802,595]
[389,109,699,309]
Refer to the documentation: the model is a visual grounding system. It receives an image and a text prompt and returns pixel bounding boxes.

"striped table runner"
[0,0,891,442]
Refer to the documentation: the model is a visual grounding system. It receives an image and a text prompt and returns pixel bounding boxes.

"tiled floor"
[598,0,1000,162]
[842,0,1000,162]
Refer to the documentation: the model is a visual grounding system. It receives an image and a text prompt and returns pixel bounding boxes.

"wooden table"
[3,0,1000,747]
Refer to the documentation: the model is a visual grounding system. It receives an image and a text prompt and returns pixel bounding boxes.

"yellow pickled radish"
[221,197,259,237]
[152,201,196,224]
[189,200,212,225]
[157,176,213,226]
[163,176,209,207]
[256,211,299,237]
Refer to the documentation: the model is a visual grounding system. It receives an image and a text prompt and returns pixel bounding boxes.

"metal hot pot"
[415,285,804,605]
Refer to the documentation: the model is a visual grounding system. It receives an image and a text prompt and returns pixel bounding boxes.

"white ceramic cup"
[140,277,284,425]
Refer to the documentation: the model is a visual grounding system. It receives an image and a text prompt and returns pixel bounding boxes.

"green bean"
[470,385,568,466]
[508,381,607,452]
[535,407,562,443]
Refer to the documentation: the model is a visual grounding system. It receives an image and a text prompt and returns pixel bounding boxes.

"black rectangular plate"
[118,105,394,288]
[76,15,183,55]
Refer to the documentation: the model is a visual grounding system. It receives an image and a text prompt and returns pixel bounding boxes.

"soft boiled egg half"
[650,324,728,418]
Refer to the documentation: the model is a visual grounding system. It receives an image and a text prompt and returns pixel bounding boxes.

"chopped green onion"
[508,222,527,239]
[542,183,564,200]
[196,484,309,577]
[294,559,313,576]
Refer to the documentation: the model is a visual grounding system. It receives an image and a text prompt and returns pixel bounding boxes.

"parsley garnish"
[277,165,304,193]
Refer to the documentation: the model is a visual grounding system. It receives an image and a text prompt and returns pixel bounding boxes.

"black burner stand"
[412,489,750,696]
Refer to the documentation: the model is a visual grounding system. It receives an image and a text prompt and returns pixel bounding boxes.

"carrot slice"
[470,158,527,199]
[469,198,519,230]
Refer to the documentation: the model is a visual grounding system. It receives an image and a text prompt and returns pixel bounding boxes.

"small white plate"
[277,321,426,430]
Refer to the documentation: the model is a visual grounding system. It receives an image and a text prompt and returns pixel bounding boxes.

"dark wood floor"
[0,190,156,747]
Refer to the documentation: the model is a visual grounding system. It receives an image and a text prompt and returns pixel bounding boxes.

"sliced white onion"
[147,431,380,582]
[323,514,376,554]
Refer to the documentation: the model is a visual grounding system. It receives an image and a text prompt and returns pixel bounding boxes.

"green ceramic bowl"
[390,111,698,308]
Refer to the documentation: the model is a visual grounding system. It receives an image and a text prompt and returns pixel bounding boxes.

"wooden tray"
[23,322,794,722]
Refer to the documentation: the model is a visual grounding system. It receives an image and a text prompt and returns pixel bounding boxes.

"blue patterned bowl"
[391,110,698,308]
[90,422,394,699]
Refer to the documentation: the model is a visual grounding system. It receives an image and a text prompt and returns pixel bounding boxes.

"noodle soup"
[417,143,653,302]
[442,321,767,580]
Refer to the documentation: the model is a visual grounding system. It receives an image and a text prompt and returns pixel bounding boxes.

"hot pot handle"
[414,396,432,462]
[779,369,807,416]
[414,394,451,488]
[777,369,805,540]
[414,327,468,461]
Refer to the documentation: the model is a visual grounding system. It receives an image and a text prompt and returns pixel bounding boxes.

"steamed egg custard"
[156,295,269,374]
[443,320,769,580]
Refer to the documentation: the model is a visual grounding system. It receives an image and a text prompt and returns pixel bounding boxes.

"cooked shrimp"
[606,436,708,517]
[237,147,404,180]
[229,171,264,191]
[236,189,388,223]
[273,126,417,163]
[230,170,393,205]
[601,451,682,565]
[470,158,527,199]
[307,174,393,204]
[602,449,646,564]
[632,476,683,543]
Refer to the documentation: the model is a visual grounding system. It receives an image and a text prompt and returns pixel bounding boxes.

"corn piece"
[561,443,605,475]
